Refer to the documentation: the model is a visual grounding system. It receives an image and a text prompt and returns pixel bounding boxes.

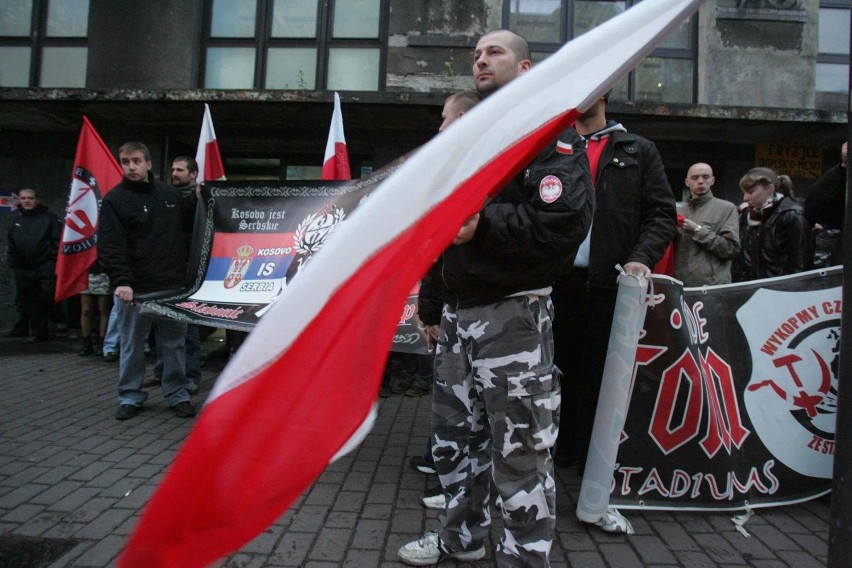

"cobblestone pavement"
[0,335,831,567]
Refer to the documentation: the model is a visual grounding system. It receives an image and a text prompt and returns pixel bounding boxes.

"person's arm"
[468,136,594,264]
[804,156,846,230]
[624,141,678,276]
[6,223,17,269]
[786,210,813,275]
[690,204,741,261]
[49,213,63,259]
[98,197,134,292]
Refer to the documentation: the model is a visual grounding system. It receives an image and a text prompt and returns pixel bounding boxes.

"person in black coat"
[804,142,847,267]
[6,188,62,342]
[733,168,812,281]
[98,142,197,421]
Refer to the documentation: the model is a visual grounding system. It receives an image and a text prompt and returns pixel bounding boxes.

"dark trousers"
[551,269,617,464]
[13,265,56,340]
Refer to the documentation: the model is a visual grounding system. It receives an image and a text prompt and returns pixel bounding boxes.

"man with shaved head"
[399,29,593,567]
[674,162,740,286]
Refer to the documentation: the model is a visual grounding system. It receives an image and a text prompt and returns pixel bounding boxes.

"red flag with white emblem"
[195,103,226,183]
[54,117,123,303]
[119,1,702,565]
[321,92,351,180]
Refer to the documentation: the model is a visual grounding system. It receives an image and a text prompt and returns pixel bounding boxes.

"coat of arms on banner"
[740,287,841,479]
[223,244,254,289]
[287,204,346,281]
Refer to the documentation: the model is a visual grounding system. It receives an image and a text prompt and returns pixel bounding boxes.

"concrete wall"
[386,0,501,92]
[86,0,204,90]
[699,0,817,108]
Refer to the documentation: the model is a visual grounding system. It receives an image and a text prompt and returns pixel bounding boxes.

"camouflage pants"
[432,295,560,567]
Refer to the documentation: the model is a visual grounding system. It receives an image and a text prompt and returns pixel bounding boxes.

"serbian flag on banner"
[321,92,351,180]
[54,117,123,302]
[119,1,702,565]
[195,103,226,183]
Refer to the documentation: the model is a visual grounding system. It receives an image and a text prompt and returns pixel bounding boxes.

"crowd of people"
[3,26,848,568]
[6,151,206,420]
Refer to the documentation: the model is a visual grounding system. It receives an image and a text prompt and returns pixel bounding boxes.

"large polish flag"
[321,92,351,180]
[195,103,226,183]
[120,1,702,565]
[54,117,123,302]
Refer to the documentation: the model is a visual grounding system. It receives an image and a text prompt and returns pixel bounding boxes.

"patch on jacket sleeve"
[539,175,563,203]
[556,141,573,155]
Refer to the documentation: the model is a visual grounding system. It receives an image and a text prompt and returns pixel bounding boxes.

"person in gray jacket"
[674,162,741,286]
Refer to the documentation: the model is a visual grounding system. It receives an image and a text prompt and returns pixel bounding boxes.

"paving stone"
[777,549,830,568]
[749,523,803,551]
[73,508,134,539]
[599,542,644,567]
[309,527,352,561]
[0,339,837,568]
[350,519,390,550]
[692,532,749,565]
[630,534,678,564]
[70,534,124,566]
[652,520,702,551]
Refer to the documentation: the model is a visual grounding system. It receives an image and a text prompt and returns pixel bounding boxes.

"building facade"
[0,0,848,328]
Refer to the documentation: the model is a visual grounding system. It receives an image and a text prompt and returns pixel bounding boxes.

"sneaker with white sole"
[409,455,436,474]
[398,532,485,566]
[421,485,446,510]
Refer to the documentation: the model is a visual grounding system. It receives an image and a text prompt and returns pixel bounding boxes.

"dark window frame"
[0,0,89,88]
[200,0,389,91]
[502,0,698,103]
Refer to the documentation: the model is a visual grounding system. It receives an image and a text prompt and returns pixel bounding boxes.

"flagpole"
[827,11,852,567]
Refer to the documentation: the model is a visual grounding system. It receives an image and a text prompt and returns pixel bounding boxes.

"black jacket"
[583,124,677,289]
[419,128,594,319]
[804,162,846,231]
[98,176,195,294]
[7,204,62,269]
[733,196,812,282]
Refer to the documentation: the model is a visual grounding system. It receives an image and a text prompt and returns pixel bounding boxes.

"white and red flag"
[54,117,123,303]
[321,92,351,180]
[119,1,702,565]
[195,103,226,183]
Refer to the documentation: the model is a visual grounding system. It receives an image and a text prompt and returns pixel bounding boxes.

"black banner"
[140,158,429,355]
[612,269,840,510]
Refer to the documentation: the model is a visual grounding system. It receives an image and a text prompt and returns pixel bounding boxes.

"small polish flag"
[195,104,226,183]
[556,141,574,155]
[322,92,351,180]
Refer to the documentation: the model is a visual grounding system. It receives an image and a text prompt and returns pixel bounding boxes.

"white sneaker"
[421,486,446,510]
[398,532,485,566]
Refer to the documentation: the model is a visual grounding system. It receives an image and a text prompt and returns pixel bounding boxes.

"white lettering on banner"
[238,220,280,231]
[240,281,274,292]
[231,209,266,219]
[257,247,292,256]
[613,461,780,500]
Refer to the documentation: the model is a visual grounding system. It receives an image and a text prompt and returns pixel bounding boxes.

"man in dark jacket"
[98,142,196,421]
[6,188,62,342]
[551,92,677,473]
[399,30,594,568]
[804,142,846,266]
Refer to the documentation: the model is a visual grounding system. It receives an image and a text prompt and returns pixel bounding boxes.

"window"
[0,0,89,88]
[817,1,849,109]
[504,0,696,103]
[202,0,387,91]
